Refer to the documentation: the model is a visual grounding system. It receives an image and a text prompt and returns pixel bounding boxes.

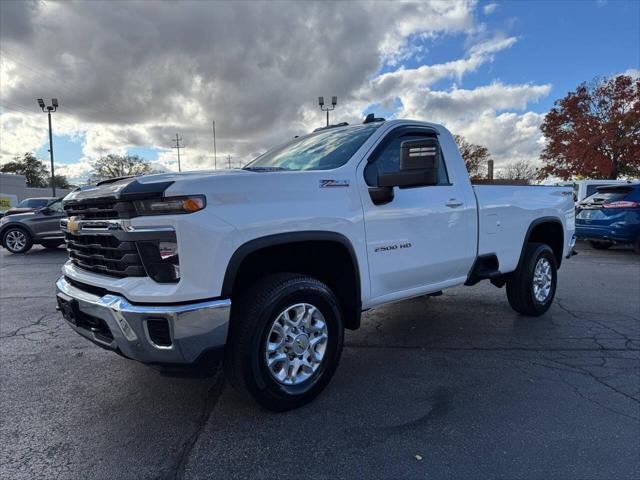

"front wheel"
[225,274,344,411]
[2,227,33,254]
[506,243,557,316]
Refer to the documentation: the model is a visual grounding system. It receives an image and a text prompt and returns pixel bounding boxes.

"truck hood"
[63,169,250,204]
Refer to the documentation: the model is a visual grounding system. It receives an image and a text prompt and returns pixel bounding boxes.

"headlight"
[137,239,180,283]
[133,195,206,216]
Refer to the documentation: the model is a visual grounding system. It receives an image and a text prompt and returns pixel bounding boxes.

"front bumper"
[566,234,577,258]
[55,276,231,365]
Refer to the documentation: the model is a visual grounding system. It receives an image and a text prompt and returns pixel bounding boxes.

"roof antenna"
[363,113,385,124]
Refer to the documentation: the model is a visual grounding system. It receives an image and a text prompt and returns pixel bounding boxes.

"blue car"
[576,183,640,252]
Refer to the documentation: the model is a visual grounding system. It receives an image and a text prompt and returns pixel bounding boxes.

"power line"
[172,133,184,172]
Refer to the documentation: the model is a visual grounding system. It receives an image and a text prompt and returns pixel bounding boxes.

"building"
[0,173,72,209]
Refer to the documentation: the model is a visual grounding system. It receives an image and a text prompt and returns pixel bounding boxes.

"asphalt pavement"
[1,241,638,479]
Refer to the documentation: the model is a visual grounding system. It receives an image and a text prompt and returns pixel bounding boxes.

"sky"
[0,0,638,184]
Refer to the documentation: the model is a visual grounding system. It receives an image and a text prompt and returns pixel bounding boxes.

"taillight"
[603,201,638,209]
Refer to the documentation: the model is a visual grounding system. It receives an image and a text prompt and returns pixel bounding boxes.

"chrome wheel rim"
[264,303,329,385]
[5,230,26,252]
[533,257,552,303]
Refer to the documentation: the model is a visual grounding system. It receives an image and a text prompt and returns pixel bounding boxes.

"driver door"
[31,200,66,238]
[360,127,472,301]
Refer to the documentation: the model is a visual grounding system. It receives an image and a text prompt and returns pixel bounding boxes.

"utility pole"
[212,120,218,170]
[172,133,184,172]
[227,154,231,169]
[37,98,59,196]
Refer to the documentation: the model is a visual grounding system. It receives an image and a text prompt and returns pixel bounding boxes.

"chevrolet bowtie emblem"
[67,216,80,233]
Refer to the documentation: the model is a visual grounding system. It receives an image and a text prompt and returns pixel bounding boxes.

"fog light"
[137,239,180,283]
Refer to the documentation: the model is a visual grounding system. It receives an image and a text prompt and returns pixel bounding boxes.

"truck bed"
[473,185,575,274]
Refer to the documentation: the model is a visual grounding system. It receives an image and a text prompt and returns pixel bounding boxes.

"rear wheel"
[506,243,557,316]
[589,240,613,250]
[2,227,33,254]
[225,273,344,411]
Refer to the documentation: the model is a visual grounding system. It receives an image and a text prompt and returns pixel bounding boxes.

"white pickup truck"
[56,117,575,410]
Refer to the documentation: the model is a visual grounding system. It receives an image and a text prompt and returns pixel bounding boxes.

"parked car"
[4,197,58,216]
[0,198,66,253]
[55,117,575,411]
[576,183,640,252]
[555,180,636,204]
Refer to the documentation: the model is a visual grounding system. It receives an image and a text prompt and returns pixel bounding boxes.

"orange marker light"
[183,197,205,212]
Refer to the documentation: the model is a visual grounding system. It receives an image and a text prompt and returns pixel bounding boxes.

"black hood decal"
[64,178,174,205]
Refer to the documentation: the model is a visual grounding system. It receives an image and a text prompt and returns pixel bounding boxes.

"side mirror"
[378,138,440,188]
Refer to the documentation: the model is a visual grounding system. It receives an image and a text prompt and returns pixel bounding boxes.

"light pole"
[318,96,337,126]
[212,120,217,169]
[37,98,58,196]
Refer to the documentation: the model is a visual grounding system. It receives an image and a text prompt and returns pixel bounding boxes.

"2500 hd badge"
[374,242,412,253]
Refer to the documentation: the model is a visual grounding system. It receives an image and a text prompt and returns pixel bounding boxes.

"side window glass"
[49,201,64,212]
[365,133,449,186]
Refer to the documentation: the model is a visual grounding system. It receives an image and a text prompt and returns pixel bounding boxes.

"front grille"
[64,200,136,220]
[146,318,172,347]
[66,232,146,277]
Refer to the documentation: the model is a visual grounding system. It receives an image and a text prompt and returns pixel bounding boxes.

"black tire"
[506,242,557,316]
[589,240,613,250]
[2,227,33,254]
[225,273,344,411]
[41,240,64,249]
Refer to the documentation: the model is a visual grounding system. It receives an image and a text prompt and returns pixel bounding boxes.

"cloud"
[398,82,551,120]
[483,3,499,15]
[0,1,553,181]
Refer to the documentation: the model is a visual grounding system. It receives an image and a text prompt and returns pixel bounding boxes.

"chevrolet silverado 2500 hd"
[56,118,575,411]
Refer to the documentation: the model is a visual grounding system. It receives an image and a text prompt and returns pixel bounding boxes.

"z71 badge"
[319,179,350,188]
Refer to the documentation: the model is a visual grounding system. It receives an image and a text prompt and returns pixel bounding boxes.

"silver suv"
[0,199,66,254]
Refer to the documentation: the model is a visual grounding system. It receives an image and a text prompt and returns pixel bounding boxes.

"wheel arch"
[518,217,565,269]
[222,231,362,330]
[0,222,35,246]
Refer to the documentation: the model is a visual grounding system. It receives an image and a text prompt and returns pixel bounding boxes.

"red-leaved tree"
[539,75,640,179]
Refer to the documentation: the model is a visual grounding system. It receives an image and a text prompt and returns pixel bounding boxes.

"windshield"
[17,199,49,208]
[244,124,381,171]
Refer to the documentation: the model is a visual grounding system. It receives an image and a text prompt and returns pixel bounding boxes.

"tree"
[499,160,538,183]
[0,152,72,190]
[1,152,49,187]
[539,74,640,180]
[53,175,71,189]
[453,134,491,180]
[88,154,152,183]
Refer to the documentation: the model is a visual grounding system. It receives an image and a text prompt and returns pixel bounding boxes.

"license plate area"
[56,293,115,343]
[57,293,79,325]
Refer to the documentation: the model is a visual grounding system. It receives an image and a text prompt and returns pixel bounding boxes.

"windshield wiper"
[242,166,291,172]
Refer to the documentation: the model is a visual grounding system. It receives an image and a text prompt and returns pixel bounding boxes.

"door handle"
[445,199,463,208]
